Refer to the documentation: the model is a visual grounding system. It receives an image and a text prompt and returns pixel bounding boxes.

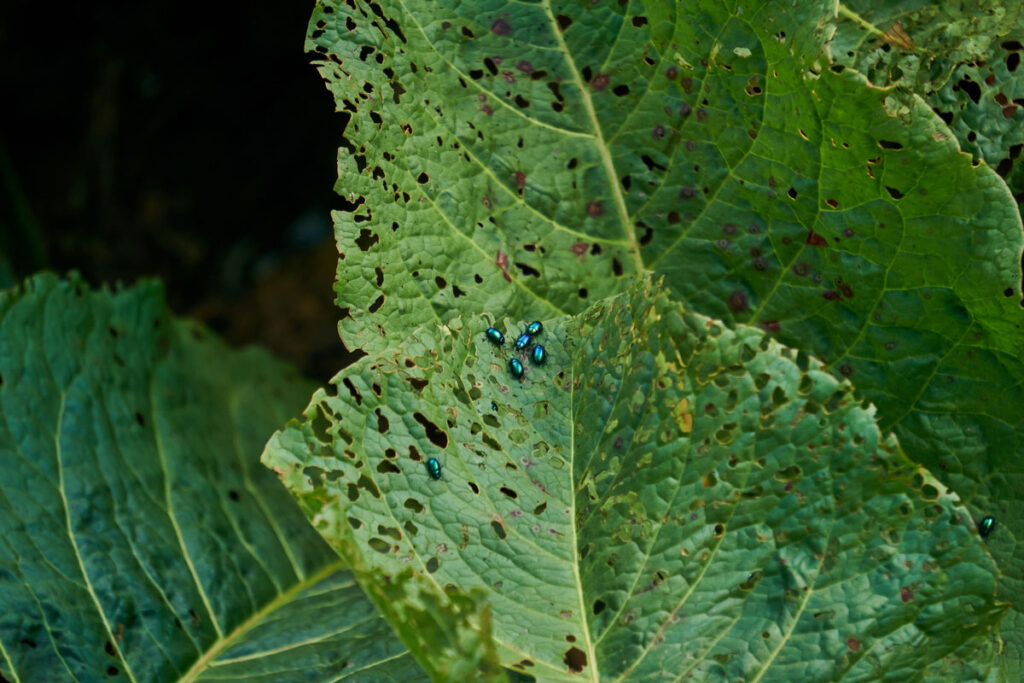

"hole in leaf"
[564,647,587,673]
[377,460,401,474]
[413,412,449,448]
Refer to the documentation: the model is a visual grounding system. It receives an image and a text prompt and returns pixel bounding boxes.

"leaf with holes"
[828,3,1024,199]
[927,20,1024,198]
[826,0,1023,94]
[264,278,1003,680]
[310,0,1024,669]
[0,274,423,682]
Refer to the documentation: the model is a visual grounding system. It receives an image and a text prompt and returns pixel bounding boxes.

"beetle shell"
[526,321,543,336]
[979,515,996,537]
[514,333,532,351]
[509,357,525,379]
[485,327,505,345]
[426,457,442,480]
[531,344,547,365]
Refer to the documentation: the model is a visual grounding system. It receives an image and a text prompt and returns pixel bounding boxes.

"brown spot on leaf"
[480,104,494,116]
[792,262,809,277]
[838,364,853,377]
[496,250,511,282]
[847,636,861,651]
[805,230,828,247]
[901,586,912,602]
[516,60,534,73]
[587,201,604,217]
[491,18,512,36]
[571,242,588,259]
[823,290,841,301]
[514,171,526,190]
[591,73,610,90]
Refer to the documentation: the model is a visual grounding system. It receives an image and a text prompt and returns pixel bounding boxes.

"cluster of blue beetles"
[423,320,547,482]
[485,320,546,379]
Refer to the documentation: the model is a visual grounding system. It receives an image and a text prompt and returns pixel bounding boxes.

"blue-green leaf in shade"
[0,273,423,682]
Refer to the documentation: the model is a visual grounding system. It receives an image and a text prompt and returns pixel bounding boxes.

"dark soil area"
[1,0,353,382]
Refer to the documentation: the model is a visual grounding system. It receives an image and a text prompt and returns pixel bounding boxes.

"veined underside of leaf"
[309,0,1024,668]
[265,278,1003,680]
[0,274,422,682]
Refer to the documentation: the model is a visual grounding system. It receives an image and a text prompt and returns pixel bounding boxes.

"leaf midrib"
[539,0,643,276]
[177,559,347,683]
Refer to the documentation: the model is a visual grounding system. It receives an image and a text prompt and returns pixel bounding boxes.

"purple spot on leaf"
[728,290,748,313]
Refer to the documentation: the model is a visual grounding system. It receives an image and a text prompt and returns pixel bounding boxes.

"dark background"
[1,0,351,382]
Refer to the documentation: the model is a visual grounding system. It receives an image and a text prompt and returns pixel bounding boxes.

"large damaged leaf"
[309,0,1024,668]
[265,279,1003,680]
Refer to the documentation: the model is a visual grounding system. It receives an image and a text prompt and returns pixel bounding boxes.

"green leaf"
[266,278,1003,679]
[0,273,421,682]
[309,0,1024,671]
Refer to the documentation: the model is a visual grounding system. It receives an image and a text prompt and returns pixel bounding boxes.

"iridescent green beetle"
[485,327,505,345]
[531,344,547,365]
[426,457,442,480]
[526,321,543,336]
[509,357,525,379]
[514,333,532,351]
[978,515,996,538]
